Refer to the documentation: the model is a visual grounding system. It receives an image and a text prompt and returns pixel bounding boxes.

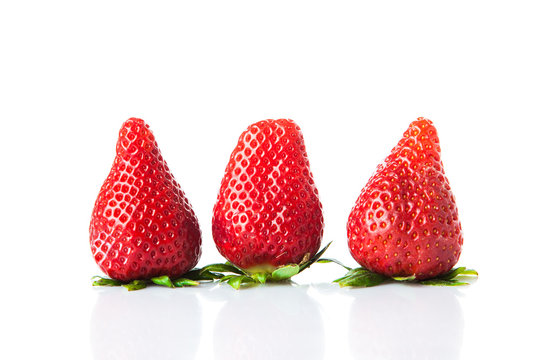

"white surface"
[1,1,539,359]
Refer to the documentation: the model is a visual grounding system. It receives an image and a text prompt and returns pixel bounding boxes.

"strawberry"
[346,117,464,280]
[90,118,202,283]
[212,119,324,277]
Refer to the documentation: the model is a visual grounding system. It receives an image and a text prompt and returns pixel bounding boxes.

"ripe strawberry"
[347,117,463,280]
[212,119,324,272]
[90,118,202,282]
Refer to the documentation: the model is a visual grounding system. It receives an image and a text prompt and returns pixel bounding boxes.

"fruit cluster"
[90,117,476,290]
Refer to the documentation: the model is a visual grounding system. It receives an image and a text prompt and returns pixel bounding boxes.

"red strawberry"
[347,117,463,280]
[212,119,324,272]
[90,118,201,282]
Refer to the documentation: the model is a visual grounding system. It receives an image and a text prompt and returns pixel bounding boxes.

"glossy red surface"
[90,118,201,281]
[347,118,463,279]
[212,119,324,270]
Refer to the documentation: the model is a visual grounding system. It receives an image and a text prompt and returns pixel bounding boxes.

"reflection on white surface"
[212,284,324,360]
[90,288,201,360]
[88,282,465,360]
[348,284,463,360]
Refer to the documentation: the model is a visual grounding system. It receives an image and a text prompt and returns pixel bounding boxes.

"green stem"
[92,272,204,291]
[334,266,478,288]
[209,242,334,289]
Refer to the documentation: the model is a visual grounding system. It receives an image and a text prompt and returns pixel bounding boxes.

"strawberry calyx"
[207,242,333,289]
[91,266,225,291]
[92,276,200,291]
[330,263,478,288]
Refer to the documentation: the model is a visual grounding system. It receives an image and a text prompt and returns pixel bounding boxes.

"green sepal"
[333,265,478,288]
[123,280,148,291]
[227,275,255,290]
[206,242,334,289]
[252,272,269,284]
[183,268,223,281]
[317,258,352,271]
[393,275,416,281]
[151,275,174,288]
[173,278,199,287]
[202,263,245,275]
[219,275,236,283]
[439,267,478,280]
[333,268,371,283]
[227,276,243,290]
[420,267,478,286]
[92,276,123,287]
[337,272,388,288]
[271,264,300,281]
[298,242,332,272]
[420,279,469,286]
[439,267,465,280]
[92,272,204,291]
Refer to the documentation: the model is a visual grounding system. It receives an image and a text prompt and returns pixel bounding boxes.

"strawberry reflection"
[349,284,463,360]
[91,288,201,360]
[212,285,324,360]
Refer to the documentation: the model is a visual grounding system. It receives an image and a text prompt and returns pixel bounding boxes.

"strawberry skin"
[212,119,324,271]
[347,118,463,280]
[90,118,201,282]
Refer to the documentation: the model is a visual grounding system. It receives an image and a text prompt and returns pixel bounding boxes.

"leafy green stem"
[207,242,334,289]
[91,268,213,291]
[334,266,478,288]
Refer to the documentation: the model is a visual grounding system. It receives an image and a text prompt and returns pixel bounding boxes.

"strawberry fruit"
[211,119,327,287]
[339,117,477,286]
[90,118,202,287]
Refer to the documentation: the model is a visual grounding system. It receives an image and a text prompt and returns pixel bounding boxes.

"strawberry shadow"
[211,284,325,360]
[90,287,202,360]
[347,284,464,360]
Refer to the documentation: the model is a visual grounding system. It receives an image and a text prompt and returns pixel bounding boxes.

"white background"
[1,1,539,359]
